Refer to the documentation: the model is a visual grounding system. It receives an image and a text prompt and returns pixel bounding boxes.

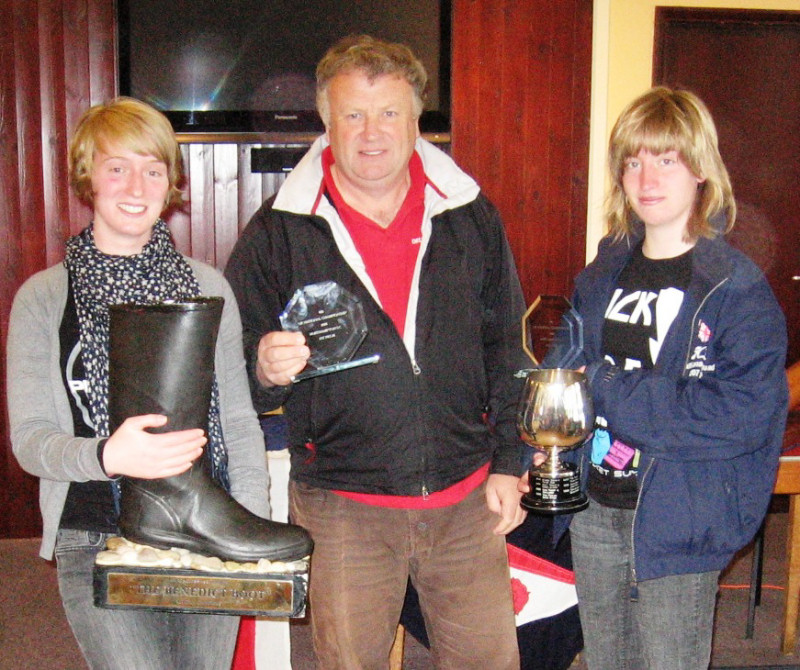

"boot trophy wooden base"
[93,536,308,617]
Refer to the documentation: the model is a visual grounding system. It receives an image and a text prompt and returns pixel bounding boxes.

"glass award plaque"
[519,294,584,373]
[279,281,380,382]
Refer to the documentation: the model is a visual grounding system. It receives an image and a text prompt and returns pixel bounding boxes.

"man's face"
[325,70,420,196]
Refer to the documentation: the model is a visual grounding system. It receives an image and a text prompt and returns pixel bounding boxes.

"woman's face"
[90,143,170,255]
[622,148,704,238]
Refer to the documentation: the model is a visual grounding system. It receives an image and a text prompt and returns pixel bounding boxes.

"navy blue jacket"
[554,233,788,581]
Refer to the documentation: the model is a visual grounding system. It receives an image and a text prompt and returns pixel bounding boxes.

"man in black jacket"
[226,35,530,669]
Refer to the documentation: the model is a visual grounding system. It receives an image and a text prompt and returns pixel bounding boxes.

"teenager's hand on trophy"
[102,415,206,479]
[256,331,310,387]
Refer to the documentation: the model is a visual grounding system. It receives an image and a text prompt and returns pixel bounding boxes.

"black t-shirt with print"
[58,281,118,532]
[588,243,693,508]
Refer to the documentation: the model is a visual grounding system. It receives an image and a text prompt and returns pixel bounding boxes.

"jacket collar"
[273,136,480,217]
[583,233,735,296]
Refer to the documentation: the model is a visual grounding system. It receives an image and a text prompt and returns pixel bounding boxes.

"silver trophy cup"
[518,367,594,514]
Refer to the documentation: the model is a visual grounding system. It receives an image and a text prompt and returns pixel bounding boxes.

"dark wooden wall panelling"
[1,0,115,538]
[0,0,592,538]
[451,0,592,303]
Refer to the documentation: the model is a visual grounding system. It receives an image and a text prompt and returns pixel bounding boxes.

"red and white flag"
[508,544,578,627]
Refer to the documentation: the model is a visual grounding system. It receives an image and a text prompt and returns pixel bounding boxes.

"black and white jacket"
[226,137,530,497]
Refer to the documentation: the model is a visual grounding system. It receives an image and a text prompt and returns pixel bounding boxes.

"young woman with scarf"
[7,97,311,669]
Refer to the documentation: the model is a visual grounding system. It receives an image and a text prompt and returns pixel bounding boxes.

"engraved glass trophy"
[280,281,380,382]
[517,296,594,514]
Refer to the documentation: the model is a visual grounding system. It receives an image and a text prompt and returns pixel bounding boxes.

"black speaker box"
[250,147,310,173]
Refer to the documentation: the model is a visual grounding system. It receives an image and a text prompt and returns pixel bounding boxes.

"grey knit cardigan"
[7,258,271,559]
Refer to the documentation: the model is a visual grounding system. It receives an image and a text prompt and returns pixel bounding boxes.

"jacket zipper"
[410,359,428,498]
[629,457,654,601]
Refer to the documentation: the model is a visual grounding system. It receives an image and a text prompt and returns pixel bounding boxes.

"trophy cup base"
[521,463,588,516]
[520,492,589,515]
[92,536,308,617]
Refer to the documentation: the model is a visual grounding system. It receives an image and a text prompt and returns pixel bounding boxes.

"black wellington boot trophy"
[93,298,312,617]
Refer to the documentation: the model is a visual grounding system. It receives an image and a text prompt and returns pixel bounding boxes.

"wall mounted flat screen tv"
[118,0,451,135]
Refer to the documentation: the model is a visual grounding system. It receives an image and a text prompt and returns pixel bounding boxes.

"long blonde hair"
[605,86,735,241]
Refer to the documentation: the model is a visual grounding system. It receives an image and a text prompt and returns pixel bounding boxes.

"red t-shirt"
[321,147,424,336]
[321,148,489,508]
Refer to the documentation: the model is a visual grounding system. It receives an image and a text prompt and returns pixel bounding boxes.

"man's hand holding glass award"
[517,296,594,515]
[280,281,381,382]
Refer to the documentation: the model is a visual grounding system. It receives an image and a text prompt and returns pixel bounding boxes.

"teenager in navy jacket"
[524,87,788,669]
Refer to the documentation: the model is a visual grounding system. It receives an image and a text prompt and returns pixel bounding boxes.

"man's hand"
[485,473,528,535]
[256,331,310,387]
[102,415,206,479]
[516,451,547,495]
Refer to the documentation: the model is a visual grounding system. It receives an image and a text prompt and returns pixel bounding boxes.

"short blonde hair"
[69,97,184,209]
[605,86,735,241]
[316,34,428,126]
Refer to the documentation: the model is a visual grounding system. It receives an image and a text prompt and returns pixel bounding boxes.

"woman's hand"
[102,414,206,479]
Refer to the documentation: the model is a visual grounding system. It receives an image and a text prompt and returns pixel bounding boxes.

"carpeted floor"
[709,497,800,669]
[3,502,800,669]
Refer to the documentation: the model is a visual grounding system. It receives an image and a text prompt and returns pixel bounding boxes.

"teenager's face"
[90,144,169,255]
[622,149,704,237]
[324,70,420,195]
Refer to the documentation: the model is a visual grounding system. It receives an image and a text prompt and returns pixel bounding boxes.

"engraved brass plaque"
[93,565,307,617]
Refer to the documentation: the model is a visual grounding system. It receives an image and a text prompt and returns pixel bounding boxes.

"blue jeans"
[55,529,239,670]
[570,501,719,670]
[289,481,519,670]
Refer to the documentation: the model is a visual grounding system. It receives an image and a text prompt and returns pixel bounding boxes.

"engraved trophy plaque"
[280,281,380,382]
[93,537,309,617]
[517,296,593,514]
